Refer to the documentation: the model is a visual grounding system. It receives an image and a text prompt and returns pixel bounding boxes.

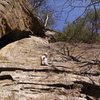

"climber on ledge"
[40,53,49,66]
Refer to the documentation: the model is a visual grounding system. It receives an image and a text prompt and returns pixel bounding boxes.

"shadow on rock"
[0,30,32,49]
[74,81,100,99]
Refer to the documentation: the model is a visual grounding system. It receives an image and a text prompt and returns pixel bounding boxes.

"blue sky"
[47,0,88,31]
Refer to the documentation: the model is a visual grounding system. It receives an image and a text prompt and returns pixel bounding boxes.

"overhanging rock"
[0,0,45,39]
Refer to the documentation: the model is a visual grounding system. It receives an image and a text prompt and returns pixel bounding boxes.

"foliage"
[56,8,100,43]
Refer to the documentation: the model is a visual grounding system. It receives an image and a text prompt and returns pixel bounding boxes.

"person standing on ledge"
[40,53,49,66]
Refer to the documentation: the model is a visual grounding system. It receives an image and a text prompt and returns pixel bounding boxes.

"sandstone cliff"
[0,0,100,100]
[0,0,45,39]
[0,37,100,100]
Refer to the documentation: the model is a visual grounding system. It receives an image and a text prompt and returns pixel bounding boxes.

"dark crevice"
[46,83,73,89]
[74,81,100,98]
[0,67,66,73]
[0,75,14,81]
[0,30,32,49]
[23,87,52,91]
[34,68,68,73]
[0,67,34,72]
[0,67,78,74]
[0,67,99,76]
[0,3,5,8]
[18,82,73,90]
[80,72,100,76]
[17,81,100,99]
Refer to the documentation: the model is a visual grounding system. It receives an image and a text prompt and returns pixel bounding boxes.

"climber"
[40,53,49,66]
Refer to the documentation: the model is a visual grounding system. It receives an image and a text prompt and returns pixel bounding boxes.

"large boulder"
[0,0,45,39]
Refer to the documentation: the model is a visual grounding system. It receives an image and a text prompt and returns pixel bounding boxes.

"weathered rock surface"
[0,0,45,39]
[0,38,100,100]
[0,1,99,99]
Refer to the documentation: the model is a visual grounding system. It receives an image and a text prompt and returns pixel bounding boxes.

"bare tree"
[29,0,47,9]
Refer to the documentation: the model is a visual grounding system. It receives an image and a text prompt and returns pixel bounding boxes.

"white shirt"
[41,55,49,66]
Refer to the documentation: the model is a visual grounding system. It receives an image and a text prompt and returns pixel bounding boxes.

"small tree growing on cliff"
[29,0,55,28]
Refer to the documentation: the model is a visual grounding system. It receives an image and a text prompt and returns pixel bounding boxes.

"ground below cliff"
[0,36,100,100]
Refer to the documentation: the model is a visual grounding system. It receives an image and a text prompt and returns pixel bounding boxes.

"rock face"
[0,1,100,100]
[0,0,45,39]
[45,29,58,43]
[0,37,100,100]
